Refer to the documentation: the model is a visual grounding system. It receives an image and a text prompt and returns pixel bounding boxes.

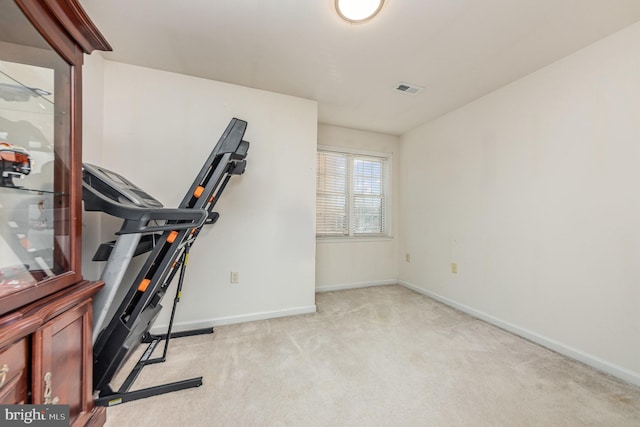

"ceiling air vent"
[394,82,424,95]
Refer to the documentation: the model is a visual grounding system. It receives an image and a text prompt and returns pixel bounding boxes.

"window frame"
[316,145,392,241]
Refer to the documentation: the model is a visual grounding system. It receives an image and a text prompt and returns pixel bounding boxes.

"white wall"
[82,60,317,331]
[316,124,400,291]
[399,22,640,385]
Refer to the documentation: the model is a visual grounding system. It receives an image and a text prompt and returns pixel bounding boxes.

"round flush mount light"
[335,0,385,23]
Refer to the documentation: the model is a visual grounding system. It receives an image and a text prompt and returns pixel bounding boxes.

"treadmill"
[83,118,249,406]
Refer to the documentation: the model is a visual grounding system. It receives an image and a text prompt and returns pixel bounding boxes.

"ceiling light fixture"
[335,0,385,23]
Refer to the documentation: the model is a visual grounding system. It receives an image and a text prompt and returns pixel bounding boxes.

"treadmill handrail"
[83,182,207,234]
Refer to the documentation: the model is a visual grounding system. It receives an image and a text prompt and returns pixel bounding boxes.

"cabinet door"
[0,0,77,314]
[0,0,111,316]
[32,300,93,427]
[0,338,28,404]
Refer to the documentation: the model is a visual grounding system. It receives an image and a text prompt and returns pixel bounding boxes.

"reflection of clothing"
[0,116,49,147]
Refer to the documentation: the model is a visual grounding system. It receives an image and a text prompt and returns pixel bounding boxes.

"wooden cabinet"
[0,1,111,426]
[0,280,104,426]
[32,298,93,424]
[0,338,27,404]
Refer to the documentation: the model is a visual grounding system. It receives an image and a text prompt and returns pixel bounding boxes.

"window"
[316,148,390,238]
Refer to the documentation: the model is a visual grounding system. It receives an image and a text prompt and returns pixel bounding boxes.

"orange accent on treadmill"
[166,230,179,243]
[194,186,204,198]
[138,278,151,292]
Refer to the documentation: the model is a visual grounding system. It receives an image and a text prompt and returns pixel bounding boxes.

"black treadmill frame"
[94,242,208,406]
[86,118,249,405]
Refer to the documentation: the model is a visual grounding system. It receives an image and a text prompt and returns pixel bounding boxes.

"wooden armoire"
[0,1,111,425]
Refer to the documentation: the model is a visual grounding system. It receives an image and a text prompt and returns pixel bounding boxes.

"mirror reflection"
[0,60,55,295]
[0,0,71,297]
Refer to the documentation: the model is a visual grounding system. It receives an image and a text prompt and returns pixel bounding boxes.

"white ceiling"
[80,0,640,136]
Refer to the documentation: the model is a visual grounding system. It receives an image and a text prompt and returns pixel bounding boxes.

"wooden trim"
[15,0,77,63]
[81,301,93,418]
[23,281,104,326]
[16,0,111,60]
[0,317,41,350]
[0,281,103,349]
[43,0,112,54]
[70,52,84,278]
[0,272,83,320]
[30,323,49,404]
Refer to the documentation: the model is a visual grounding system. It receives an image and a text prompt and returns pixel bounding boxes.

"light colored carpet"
[104,285,640,426]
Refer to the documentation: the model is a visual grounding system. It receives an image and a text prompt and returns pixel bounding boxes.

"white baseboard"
[315,279,397,293]
[399,280,640,388]
[150,304,317,335]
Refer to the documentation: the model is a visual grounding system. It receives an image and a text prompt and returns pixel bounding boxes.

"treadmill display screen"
[102,169,130,186]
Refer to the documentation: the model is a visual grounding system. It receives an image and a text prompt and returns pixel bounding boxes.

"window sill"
[316,236,394,244]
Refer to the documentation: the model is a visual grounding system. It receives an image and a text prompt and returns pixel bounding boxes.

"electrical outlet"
[230,272,240,283]
[405,253,411,263]
[451,263,458,274]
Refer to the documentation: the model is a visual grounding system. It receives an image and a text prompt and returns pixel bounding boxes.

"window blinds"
[316,150,388,237]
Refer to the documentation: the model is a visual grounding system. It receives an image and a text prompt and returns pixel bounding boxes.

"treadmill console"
[83,163,163,209]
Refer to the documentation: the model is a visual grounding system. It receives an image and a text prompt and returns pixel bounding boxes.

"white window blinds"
[316,149,389,237]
